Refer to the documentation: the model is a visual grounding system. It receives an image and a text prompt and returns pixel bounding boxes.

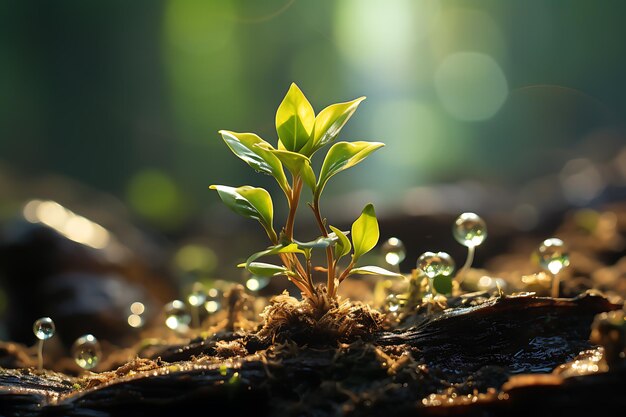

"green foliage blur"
[1,0,625,232]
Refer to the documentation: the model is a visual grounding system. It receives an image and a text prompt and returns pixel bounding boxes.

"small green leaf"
[432,275,453,295]
[351,203,379,260]
[294,236,336,249]
[349,266,404,278]
[245,243,304,269]
[316,141,384,199]
[258,145,316,191]
[275,83,315,152]
[329,225,351,260]
[210,185,275,241]
[219,130,289,194]
[237,262,287,277]
[301,96,366,156]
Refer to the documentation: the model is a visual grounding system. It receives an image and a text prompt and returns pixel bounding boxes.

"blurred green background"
[2,0,626,344]
[1,0,625,232]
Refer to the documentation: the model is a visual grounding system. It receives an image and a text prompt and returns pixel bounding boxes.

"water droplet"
[33,317,55,340]
[127,302,146,328]
[417,252,455,279]
[187,282,207,307]
[127,314,144,328]
[453,212,487,247]
[381,237,406,266]
[130,302,145,315]
[204,288,223,314]
[246,276,269,292]
[71,334,101,370]
[385,294,401,313]
[536,238,570,274]
[164,300,191,331]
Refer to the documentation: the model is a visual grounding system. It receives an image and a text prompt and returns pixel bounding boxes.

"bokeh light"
[434,52,508,121]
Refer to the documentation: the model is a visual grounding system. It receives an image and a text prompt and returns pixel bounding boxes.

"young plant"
[210,83,401,310]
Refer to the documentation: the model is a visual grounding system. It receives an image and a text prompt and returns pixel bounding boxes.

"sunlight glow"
[23,200,111,249]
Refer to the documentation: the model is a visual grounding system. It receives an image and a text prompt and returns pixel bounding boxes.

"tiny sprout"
[381,237,406,270]
[33,317,55,371]
[164,300,191,333]
[72,334,101,370]
[417,252,455,313]
[187,282,207,328]
[535,238,570,298]
[453,212,487,283]
[210,83,392,308]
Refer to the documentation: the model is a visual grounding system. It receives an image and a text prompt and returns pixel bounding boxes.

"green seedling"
[211,83,401,309]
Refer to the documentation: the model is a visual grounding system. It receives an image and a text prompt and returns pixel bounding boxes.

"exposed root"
[254,289,384,346]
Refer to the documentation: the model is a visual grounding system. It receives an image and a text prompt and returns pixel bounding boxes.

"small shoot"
[33,317,55,371]
[453,212,487,284]
[416,252,455,314]
[211,83,395,310]
[72,334,101,371]
[535,238,570,298]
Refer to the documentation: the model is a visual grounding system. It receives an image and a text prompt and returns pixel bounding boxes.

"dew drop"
[204,288,223,314]
[164,300,191,331]
[453,212,487,248]
[417,252,455,279]
[33,317,55,340]
[187,282,207,307]
[246,276,269,292]
[536,238,570,274]
[381,237,406,266]
[71,334,101,370]
[385,294,401,313]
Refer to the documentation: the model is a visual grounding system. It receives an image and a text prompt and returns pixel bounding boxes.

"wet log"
[0,292,622,416]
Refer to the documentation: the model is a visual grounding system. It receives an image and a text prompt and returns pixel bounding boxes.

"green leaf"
[301,97,366,156]
[275,83,315,152]
[351,203,379,260]
[237,262,287,277]
[294,236,336,249]
[258,145,316,191]
[210,185,275,240]
[349,266,404,278]
[316,141,384,199]
[433,275,453,295]
[245,243,304,269]
[219,130,289,194]
[329,225,351,260]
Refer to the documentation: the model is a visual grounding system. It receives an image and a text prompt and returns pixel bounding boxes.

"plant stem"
[284,177,303,241]
[310,197,335,297]
[551,272,560,298]
[191,306,199,329]
[337,258,356,285]
[456,246,475,284]
[280,176,314,295]
[279,254,313,298]
[37,339,43,371]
